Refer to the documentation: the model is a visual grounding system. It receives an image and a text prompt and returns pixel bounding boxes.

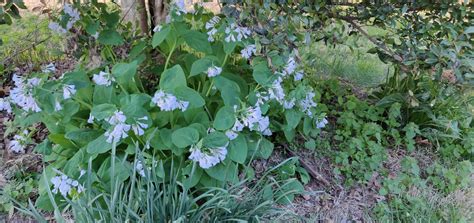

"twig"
[1,36,51,65]
[341,17,410,72]
[283,144,330,186]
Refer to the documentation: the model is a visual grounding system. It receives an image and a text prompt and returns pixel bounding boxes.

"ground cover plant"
[1,0,473,222]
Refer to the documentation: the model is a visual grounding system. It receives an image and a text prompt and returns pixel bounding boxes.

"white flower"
[152,90,189,112]
[283,98,296,109]
[10,75,42,113]
[135,160,146,177]
[63,84,76,99]
[105,123,131,144]
[107,110,127,125]
[299,91,317,117]
[225,130,238,140]
[189,144,228,169]
[232,120,244,132]
[51,174,83,197]
[173,0,187,15]
[92,32,99,39]
[105,111,131,144]
[237,105,271,135]
[205,16,220,30]
[205,16,220,42]
[42,63,56,73]
[207,28,218,42]
[48,22,67,34]
[9,134,27,153]
[63,3,80,30]
[316,117,328,129]
[79,169,86,178]
[153,25,162,33]
[294,70,304,81]
[0,98,12,113]
[93,71,114,86]
[241,44,256,60]
[54,100,63,111]
[132,116,149,136]
[283,57,297,76]
[63,4,80,21]
[268,78,285,103]
[225,23,251,42]
[87,114,94,123]
[207,66,222,77]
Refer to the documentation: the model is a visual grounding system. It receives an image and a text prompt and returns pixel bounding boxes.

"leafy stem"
[164,41,177,70]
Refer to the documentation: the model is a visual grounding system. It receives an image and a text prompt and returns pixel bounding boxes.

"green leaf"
[159,65,187,91]
[172,127,199,148]
[182,163,203,188]
[173,86,205,109]
[112,61,138,87]
[304,139,316,150]
[93,85,114,105]
[65,129,102,146]
[203,131,228,148]
[91,104,117,120]
[285,109,303,130]
[183,30,212,54]
[152,26,171,48]
[190,58,213,77]
[48,134,76,149]
[98,29,124,45]
[252,62,273,87]
[223,41,237,55]
[228,135,247,164]
[258,138,274,159]
[464,26,474,34]
[205,161,238,182]
[275,179,304,204]
[86,135,112,154]
[213,106,236,130]
[214,76,241,106]
[34,139,53,155]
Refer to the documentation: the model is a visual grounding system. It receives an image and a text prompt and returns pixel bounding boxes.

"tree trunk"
[151,0,167,29]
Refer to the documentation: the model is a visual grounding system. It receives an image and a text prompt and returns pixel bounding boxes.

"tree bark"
[151,0,167,29]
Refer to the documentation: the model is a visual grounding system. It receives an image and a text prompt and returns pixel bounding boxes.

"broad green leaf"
[172,127,199,148]
[182,163,203,188]
[183,30,212,54]
[258,138,274,159]
[204,161,238,182]
[91,104,117,120]
[34,139,53,155]
[49,134,76,149]
[214,76,241,106]
[275,179,304,204]
[285,109,303,130]
[173,86,205,109]
[65,129,102,146]
[86,135,112,154]
[190,58,213,77]
[112,61,138,87]
[93,85,114,105]
[159,65,187,91]
[223,41,237,54]
[228,135,247,164]
[252,62,273,87]
[203,131,228,148]
[152,26,171,48]
[213,106,235,130]
[98,29,124,45]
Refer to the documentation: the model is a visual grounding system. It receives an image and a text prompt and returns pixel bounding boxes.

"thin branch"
[283,144,331,186]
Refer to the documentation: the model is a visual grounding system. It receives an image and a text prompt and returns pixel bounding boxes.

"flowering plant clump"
[1,2,328,209]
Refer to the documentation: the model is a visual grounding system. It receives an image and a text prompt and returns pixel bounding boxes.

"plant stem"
[164,42,177,70]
